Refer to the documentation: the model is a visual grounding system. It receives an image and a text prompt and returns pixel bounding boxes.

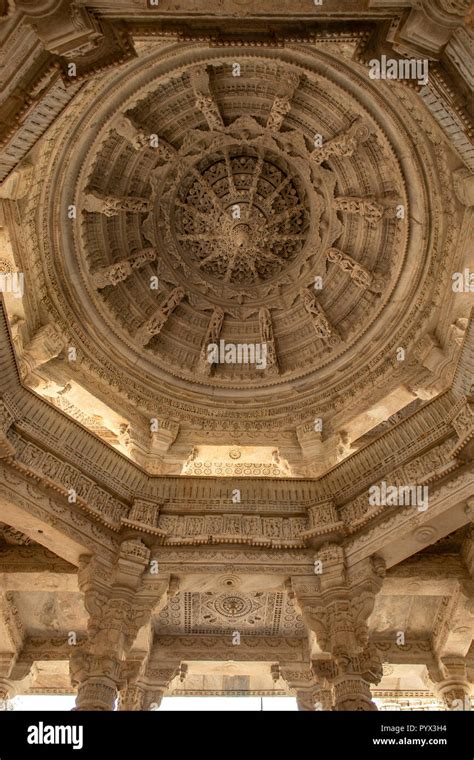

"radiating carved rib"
[326,248,374,290]
[190,168,225,213]
[247,258,260,283]
[259,306,279,374]
[266,71,301,132]
[197,306,224,375]
[258,249,284,264]
[333,196,384,226]
[223,147,236,195]
[135,287,185,347]
[197,248,225,268]
[189,65,224,131]
[266,175,292,205]
[310,118,370,164]
[175,201,214,223]
[223,250,240,282]
[92,249,157,289]
[300,288,340,342]
[176,234,221,242]
[266,204,305,228]
[246,153,264,218]
[84,191,153,217]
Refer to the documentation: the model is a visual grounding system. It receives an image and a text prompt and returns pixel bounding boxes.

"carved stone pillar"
[70,539,172,711]
[333,676,376,711]
[0,677,16,708]
[429,657,472,711]
[72,658,121,711]
[279,663,316,711]
[292,547,385,711]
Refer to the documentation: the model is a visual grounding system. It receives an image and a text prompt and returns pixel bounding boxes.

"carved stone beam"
[332,197,384,226]
[19,324,65,378]
[310,118,370,164]
[449,399,474,460]
[0,400,15,459]
[135,287,185,347]
[189,65,224,131]
[83,191,153,217]
[92,249,157,289]
[152,635,308,663]
[300,288,341,343]
[266,71,301,132]
[197,306,224,375]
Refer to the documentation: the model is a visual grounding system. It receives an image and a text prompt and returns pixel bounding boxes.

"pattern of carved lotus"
[174,148,310,284]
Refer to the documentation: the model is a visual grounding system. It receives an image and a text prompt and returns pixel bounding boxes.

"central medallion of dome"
[173,147,310,285]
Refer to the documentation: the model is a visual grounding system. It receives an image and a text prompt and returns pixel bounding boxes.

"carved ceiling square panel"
[155,591,305,636]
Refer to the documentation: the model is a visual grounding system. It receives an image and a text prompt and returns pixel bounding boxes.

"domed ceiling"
[21,43,459,450]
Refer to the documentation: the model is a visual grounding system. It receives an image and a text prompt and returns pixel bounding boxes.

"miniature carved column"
[70,539,172,711]
[300,289,340,344]
[92,249,156,289]
[292,546,385,711]
[135,287,185,347]
[198,307,224,375]
[83,191,152,217]
[310,118,369,164]
[259,307,279,375]
[189,66,224,131]
[266,72,300,132]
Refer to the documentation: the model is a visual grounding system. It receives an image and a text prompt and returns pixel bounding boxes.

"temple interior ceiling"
[3,35,470,476]
[0,0,472,716]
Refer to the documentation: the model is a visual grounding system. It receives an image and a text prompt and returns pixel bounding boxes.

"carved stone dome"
[26,47,454,433]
